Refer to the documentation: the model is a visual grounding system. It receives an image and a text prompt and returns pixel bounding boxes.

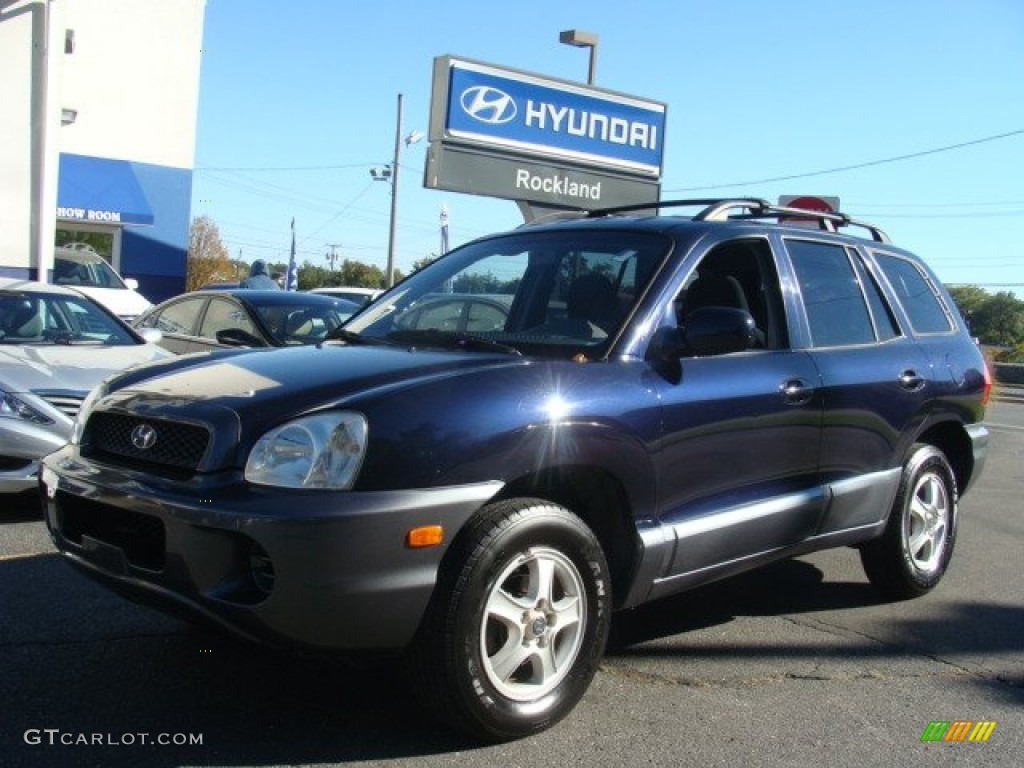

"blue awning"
[57,153,154,226]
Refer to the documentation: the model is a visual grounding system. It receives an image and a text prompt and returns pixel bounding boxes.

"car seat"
[566,272,618,333]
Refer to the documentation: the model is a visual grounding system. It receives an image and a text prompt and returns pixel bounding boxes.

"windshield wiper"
[49,331,103,345]
[386,329,521,356]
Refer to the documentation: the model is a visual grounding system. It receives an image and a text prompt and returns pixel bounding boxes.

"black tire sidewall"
[896,445,959,591]
[451,504,610,739]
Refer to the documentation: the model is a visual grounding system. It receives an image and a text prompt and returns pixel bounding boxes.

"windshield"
[0,291,140,346]
[54,255,128,289]
[344,230,671,357]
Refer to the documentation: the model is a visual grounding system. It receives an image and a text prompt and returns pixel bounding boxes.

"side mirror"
[124,278,140,291]
[137,327,163,344]
[683,307,757,355]
[216,328,266,348]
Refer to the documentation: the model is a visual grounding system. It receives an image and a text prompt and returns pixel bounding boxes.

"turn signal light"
[406,525,444,548]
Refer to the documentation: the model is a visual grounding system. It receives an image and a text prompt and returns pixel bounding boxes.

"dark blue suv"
[41,199,990,741]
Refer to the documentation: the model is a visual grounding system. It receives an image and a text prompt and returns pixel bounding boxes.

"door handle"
[899,369,925,391]
[780,378,813,406]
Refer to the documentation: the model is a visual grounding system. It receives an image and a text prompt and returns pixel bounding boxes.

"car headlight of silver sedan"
[245,412,368,489]
[0,390,53,424]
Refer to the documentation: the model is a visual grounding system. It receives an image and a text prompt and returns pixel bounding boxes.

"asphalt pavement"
[1,404,1021,767]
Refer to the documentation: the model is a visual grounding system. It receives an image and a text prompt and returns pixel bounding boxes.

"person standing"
[239,260,280,289]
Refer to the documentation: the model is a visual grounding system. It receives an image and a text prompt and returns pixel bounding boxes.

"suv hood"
[0,343,170,394]
[105,343,526,422]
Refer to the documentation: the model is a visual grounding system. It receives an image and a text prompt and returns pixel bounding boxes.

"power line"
[664,128,1024,193]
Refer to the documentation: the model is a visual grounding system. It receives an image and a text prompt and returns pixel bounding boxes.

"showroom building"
[0,0,205,302]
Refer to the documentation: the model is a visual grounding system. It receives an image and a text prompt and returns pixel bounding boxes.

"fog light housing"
[248,542,275,595]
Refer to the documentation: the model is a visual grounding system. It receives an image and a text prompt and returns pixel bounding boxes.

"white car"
[54,244,152,321]
[0,278,170,494]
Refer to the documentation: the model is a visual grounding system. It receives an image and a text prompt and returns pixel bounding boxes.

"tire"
[407,498,611,742]
[860,444,958,600]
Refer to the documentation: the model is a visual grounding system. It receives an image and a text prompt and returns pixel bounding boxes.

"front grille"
[57,492,165,571]
[83,412,211,471]
[38,392,85,419]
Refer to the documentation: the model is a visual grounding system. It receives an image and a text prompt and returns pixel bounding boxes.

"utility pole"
[324,243,342,271]
[385,93,403,289]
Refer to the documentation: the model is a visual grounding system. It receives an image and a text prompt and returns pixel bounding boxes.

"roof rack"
[585,197,890,243]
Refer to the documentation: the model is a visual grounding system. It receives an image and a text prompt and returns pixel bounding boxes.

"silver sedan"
[0,278,170,494]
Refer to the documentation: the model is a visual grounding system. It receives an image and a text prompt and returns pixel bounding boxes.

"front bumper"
[40,446,502,651]
[1,419,69,494]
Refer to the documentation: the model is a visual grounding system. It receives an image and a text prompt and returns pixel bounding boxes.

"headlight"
[0,390,53,424]
[245,412,367,489]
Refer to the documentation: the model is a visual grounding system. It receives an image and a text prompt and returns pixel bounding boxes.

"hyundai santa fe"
[40,198,989,741]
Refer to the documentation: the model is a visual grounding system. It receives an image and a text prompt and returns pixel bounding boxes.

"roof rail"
[584,198,769,218]
[585,197,890,243]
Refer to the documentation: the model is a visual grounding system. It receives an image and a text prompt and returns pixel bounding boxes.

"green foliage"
[296,259,393,290]
[947,286,1024,346]
[996,343,1024,363]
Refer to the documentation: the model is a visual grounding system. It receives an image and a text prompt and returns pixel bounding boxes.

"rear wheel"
[407,498,610,742]
[860,444,958,599]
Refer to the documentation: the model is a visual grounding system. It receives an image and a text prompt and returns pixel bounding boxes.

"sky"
[190,0,1024,292]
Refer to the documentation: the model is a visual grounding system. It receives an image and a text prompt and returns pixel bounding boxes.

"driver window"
[674,239,786,352]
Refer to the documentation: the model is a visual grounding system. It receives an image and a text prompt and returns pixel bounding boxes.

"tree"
[410,255,439,274]
[947,285,1024,346]
[947,285,992,334]
[971,291,1024,346]
[186,216,233,291]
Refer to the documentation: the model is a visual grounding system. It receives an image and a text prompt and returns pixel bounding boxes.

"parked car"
[309,286,382,306]
[198,281,241,290]
[0,278,169,495]
[393,293,512,333]
[41,199,989,741]
[53,243,152,321]
[132,289,360,354]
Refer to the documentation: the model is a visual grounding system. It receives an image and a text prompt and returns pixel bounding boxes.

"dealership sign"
[427,56,666,211]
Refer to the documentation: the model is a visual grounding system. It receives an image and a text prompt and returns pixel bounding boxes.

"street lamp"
[370,93,422,288]
[559,29,598,85]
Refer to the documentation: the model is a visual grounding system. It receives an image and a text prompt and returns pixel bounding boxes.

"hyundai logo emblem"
[460,86,517,125]
[130,423,158,451]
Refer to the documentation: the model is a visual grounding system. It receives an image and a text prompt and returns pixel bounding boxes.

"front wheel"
[407,498,611,742]
[860,444,959,600]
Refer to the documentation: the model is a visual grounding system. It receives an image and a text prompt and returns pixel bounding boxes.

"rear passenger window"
[850,253,901,341]
[201,298,257,338]
[787,240,875,347]
[873,252,954,334]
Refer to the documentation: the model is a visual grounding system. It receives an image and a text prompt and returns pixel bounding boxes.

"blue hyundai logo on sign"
[460,86,518,125]
[443,59,666,177]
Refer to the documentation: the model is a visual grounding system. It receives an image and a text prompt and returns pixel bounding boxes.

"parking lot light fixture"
[559,29,599,85]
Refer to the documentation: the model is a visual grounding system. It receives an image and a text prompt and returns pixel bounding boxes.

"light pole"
[371,93,423,288]
[559,29,599,85]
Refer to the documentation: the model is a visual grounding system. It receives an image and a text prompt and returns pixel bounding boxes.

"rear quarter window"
[873,252,954,334]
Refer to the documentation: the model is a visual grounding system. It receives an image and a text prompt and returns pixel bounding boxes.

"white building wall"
[60,0,205,167]
[0,0,204,272]
[0,0,54,265]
